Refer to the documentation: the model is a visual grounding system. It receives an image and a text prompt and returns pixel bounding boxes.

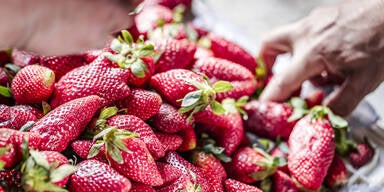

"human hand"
[259,0,384,116]
[0,0,141,56]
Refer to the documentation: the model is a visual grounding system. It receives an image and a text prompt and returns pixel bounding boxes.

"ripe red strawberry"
[192,151,226,192]
[69,160,132,192]
[325,156,347,188]
[150,39,196,73]
[163,151,211,191]
[177,127,197,152]
[30,95,101,152]
[71,140,108,163]
[208,33,258,73]
[50,56,131,108]
[134,5,174,36]
[150,103,192,133]
[156,162,183,186]
[107,114,165,159]
[288,108,336,191]
[243,100,297,140]
[117,88,162,121]
[11,49,40,68]
[348,142,374,168]
[155,132,183,152]
[273,170,299,192]
[305,90,324,108]
[144,0,192,9]
[0,169,22,191]
[193,57,257,101]
[224,179,262,192]
[11,65,55,104]
[0,105,41,130]
[39,55,86,80]
[156,174,195,192]
[89,128,163,186]
[225,147,283,184]
[0,186,4,192]
[20,150,76,191]
[83,49,105,64]
[131,183,156,192]
[0,128,41,169]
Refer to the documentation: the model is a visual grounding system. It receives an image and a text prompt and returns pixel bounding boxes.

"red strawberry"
[69,160,132,192]
[150,103,192,133]
[208,33,258,73]
[0,69,10,86]
[155,132,183,152]
[325,156,347,188]
[20,150,76,191]
[243,100,297,140]
[144,0,192,9]
[273,170,299,192]
[156,162,183,186]
[177,126,197,152]
[270,142,289,174]
[0,50,11,67]
[0,105,40,130]
[224,179,262,192]
[151,39,196,73]
[0,128,41,169]
[30,95,101,152]
[11,65,55,104]
[305,90,324,108]
[193,57,257,101]
[131,183,156,192]
[11,49,40,68]
[225,147,283,184]
[163,151,211,191]
[89,128,163,186]
[288,108,336,191]
[39,55,86,80]
[107,114,165,159]
[0,169,22,191]
[71,140,107,163]
[117,88,162,121]
[348,142,374,168]
[83,49,105,64]
[50,56,131,108]
[192,151,226,192]
[134,5,174,36]
[0,186,3,192]
[156,174,195,192]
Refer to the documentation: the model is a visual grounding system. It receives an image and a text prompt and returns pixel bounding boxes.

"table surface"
[205,0,384,118]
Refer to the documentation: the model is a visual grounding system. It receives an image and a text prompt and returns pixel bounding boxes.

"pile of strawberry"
[0,1,375,192]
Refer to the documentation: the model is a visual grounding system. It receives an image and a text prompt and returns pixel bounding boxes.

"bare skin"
[0,0,141,55]
[259,0,384,116]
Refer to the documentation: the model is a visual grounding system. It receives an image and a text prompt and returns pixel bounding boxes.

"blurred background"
[202,0,384,118]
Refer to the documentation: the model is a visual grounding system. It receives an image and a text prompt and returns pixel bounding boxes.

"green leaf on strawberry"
[0,85,12,98]
[212,81,233,93]
[210,101,225,115]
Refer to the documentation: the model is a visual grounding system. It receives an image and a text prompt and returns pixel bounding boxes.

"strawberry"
[11,49,40,68]
[156,174,195,192]
[133,5,174,37]
[20,150,76,192]
[117,88,162,121]
[288,107,336,191]
[69,160,132,192]
[191,150,226,192]
[107,114,165,159]
[149,103,192,133]
[163,151,211,191]
[194,47,213,60]
[208,33,258,73]
[0,105,40,130]
[177,126,197,152]
[0,50,11,67]
[325,156,347,189]
[150,69,233,118]
[224,179,262,192]
[243,100,297,140]
[30,95,101,152]
[155,132,183,152]
[0,169,22,191]
[305,90,324,108]
[71,140,108,163]
[0,128,41,169]
[39,55,86,80]
[193,57,257,101]
[150,39,196,73]
[225,147,284,184]
[131,183,156,192]
[156,162,183,186]
[273,170,298,192]
[348,142,374,168]
[145,0,192,9]
[270,142,289,174]
[89,128,163,186]
[11,65,55,104]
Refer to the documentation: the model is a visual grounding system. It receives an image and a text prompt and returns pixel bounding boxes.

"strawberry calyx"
[222,96,249,119]
[89,127,139,164]
[287,97,309,122]
[0,85,12,98]
[104,30,154,78]
[42,68,55,88]
[199,133,231,163]
[249,147,286,181]
[84,106,119,137]
[0,145,12,170]
[179,170,203,192]
[255,57,267,80]
[178,74,233,120]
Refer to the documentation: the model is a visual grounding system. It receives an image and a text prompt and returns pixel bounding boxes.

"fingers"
[259,53,325,102]
[259,24,295,70]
